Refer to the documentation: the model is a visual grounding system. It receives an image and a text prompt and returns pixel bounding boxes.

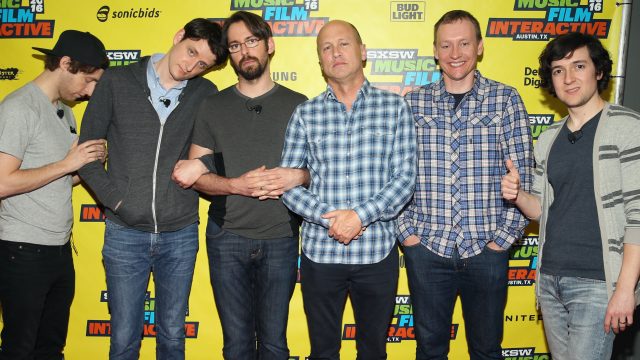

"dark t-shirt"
[452,92,467,109]
[542,111,605,280]
[192,84,307,239]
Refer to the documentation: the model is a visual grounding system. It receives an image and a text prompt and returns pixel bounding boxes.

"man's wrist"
[486,241,504,251]
[228,177,239,195]
[59,157,75,175]
[292,169,303,186]
[352,206,371,227]
[194,159,209,175]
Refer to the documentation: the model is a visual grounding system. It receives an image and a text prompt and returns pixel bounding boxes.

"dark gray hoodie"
[79,57,217,232]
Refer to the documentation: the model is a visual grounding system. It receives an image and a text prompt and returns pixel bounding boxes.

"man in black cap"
[0,30,109,359]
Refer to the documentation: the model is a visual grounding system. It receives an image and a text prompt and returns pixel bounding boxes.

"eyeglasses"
[228,38,262,53]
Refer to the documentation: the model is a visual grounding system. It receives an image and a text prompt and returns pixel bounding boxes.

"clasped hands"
[322,209,366,245]
[172,161,302,200]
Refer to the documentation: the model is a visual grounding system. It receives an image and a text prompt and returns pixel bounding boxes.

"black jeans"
[301,246,399,360]
[0,239,74,360]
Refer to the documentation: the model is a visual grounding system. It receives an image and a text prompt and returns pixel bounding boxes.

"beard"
[231,55,267,81]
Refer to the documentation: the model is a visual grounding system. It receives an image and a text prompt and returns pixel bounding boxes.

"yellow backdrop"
[0,0,625,359]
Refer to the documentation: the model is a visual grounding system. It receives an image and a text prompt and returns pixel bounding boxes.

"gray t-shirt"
[192,84,307,239]
[0,82,76,245]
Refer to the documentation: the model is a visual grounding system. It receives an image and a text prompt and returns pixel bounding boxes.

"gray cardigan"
[78,57,218,232]
[532,102,640,304]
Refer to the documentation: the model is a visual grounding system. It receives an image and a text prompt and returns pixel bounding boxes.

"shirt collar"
[323,78,372,102]
[146,53,188,92]
[434,70,487,102]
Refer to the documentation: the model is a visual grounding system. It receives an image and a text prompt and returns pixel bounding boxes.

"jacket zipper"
[151,123,164,233]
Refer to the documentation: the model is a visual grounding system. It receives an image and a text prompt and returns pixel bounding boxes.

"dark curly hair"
[538,32,612,96]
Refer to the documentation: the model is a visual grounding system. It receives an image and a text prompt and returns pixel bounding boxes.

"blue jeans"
[403,244,508,360]
[206,220,298,360]
[102,220,199,360]
[538,273,615,360]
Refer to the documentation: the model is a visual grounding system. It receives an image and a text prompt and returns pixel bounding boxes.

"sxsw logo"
[342,295,458,342]
[502,347,551,359]
[86,291,199,338]
[508,236,538,286]
[529,114,554,140]
[106,50,141,67]
[367,48,439,95]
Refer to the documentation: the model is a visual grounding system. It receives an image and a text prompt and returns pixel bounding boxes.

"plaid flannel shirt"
[397,71,532,259]
[281,80,416,264]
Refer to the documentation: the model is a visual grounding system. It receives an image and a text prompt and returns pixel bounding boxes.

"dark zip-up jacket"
[78,57,218,232]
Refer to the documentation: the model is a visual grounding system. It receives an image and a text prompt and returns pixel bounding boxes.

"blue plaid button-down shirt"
[398,71,532,259]
[281,80,416,264]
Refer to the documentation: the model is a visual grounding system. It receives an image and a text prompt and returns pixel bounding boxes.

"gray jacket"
[79,57,218,232]
[533,103,640,304]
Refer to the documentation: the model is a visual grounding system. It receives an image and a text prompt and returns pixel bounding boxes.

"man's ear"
[477,39,484,57]
[59,56,72,72]
[267,37,275,55]
[173,29,186,45]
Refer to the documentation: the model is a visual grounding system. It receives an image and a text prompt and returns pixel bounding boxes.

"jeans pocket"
[6,244,48,264]
[205,221,226,239]
[483,244,508,256]
[402,241,422,250]
[105,218,126,230]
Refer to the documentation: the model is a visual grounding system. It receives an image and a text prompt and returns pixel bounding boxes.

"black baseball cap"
[33,30,109,69]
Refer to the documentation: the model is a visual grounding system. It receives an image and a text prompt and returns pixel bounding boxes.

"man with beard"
[171,11,308,360]
[0,30,108,359]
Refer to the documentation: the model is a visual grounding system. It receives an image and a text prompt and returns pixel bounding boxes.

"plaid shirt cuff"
[353,203,378,227]
[493,227,518,250]
[398,226,416,243]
